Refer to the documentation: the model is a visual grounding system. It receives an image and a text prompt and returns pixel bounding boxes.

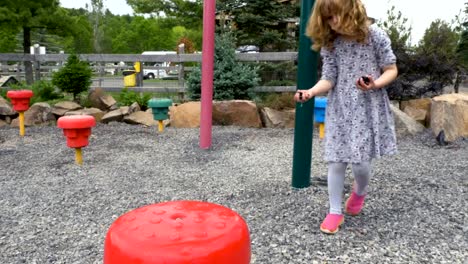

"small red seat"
[6,90,34,112]
[104,201,251,264]
[57,115,96,148]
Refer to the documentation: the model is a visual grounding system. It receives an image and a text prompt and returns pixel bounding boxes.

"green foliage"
[378,6,464,100]
[117,88,152,110]
[257,61,297,85]
[0,27,18,52]
[219,0,299,51]
[186,33,260,100]
[30,80,63,104]
[456,3,468,69]
[126,0,203,28]
[52,54,92,101]
[255,92,295,110]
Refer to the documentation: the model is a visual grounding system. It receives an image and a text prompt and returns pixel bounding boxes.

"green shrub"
[52,54,92,102]
[118,88,152,110]
[186,33,259,100]
[255,92,296,110]
[30,80,63,104]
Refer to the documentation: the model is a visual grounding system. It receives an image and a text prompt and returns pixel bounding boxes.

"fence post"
[34,44,41,82]
[178,43,185,101]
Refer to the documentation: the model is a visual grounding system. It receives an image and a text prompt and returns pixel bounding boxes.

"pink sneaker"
[345,192,366,216]
[320,214,344,234]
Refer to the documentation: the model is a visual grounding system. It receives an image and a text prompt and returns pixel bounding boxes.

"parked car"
[143,66,168,79]
[235,45,259,53]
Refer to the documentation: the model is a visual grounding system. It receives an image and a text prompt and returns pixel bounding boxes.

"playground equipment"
[6,90,34,137]
[57,115,96,165]
[104,200,251,264]
[148,98,172,132]
[314,97,327,139]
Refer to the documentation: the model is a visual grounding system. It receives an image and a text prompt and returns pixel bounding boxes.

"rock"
[52,101,82,116]
[0,96,15,116]
[123,111,158,126]
[212,100,262,128]
[260,107,295,128]
[401,98,432,126]
[87,88,117,111]
[403,106,427,126]
[431,93,468,142]
[169,101,200,128]
[102,109,125,123]
[390,104,425,136]
[65,108,105,123]
[0,119,7,127]
[10,102,55,127]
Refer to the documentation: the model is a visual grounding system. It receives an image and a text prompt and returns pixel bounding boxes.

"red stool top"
[104,201,251,264]
[6,90,34,99]
[6,90,34,112]
[57,115,96,129]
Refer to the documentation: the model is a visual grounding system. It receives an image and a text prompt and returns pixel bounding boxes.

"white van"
[141,51,177,79]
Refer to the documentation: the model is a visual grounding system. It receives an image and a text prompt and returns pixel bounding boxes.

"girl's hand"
[356,75,375,91]
[294,89,314,103]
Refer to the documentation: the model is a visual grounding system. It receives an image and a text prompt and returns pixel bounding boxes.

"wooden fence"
[0,53,299,93]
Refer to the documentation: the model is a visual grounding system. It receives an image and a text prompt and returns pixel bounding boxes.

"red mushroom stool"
[6,90,34,136]
[104,200,251,264]
[57,115,96,165]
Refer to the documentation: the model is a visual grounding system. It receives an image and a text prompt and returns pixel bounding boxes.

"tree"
[126,0,203,28]
[186,33,259,100]
[90,0,104,53]
[415,20,460,88]
[454,2,468,92]
[0,0,78,84]
[219,0,299,51]
[52,54,92,101]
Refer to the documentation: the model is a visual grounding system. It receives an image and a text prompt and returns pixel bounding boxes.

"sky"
[59,0,466,45]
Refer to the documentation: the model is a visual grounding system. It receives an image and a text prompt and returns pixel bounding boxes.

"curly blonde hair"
[306,0,370,51]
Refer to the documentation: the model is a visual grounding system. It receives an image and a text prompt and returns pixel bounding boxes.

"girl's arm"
[294,79,333,102]
[357,64,398,90]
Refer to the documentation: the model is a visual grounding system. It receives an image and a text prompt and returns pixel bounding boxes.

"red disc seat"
[57,115,96,148]
[104,200,251,264]
[6,90,34,112]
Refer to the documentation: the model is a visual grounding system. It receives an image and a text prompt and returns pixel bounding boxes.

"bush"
[52,54,92,102]
[117,88,152,110]
[255,92,296,110]
[30,80,63,104]
[186,33,260,100]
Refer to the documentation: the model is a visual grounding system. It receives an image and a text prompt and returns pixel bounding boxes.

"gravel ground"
[0,123,467,263]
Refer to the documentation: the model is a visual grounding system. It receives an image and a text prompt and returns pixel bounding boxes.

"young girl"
[295,0,398,234]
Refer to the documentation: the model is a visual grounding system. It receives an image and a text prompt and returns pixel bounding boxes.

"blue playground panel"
[314,97,327,123]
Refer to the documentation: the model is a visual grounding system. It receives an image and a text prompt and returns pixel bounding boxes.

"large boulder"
[0,96,15,116]
[65,108,105,123]
[52,101,82,116]
[123,111,158,127]
[169,102,200,128]
[212,100,262,128]
[10,102,55,127]
[88,88,117,111]
[431,93,468,142]
[390,104,425,136]
[401,98,432,127]
[260,107,295,128]
[102,108,125,123]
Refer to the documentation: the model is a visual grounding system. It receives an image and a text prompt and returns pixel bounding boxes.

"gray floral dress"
[321,24,397,163]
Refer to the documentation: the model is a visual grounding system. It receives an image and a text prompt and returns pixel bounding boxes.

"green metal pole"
[292,0,318,188]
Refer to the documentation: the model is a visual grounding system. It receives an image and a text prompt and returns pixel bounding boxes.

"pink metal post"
[199,0,216,149]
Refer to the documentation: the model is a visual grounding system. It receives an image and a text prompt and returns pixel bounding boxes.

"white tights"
[327,161,372,215]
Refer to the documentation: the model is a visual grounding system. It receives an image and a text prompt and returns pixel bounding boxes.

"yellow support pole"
[75,148,83,165]
[158,120,164,132]
[19,112,25,136]
[319,123,325,139]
